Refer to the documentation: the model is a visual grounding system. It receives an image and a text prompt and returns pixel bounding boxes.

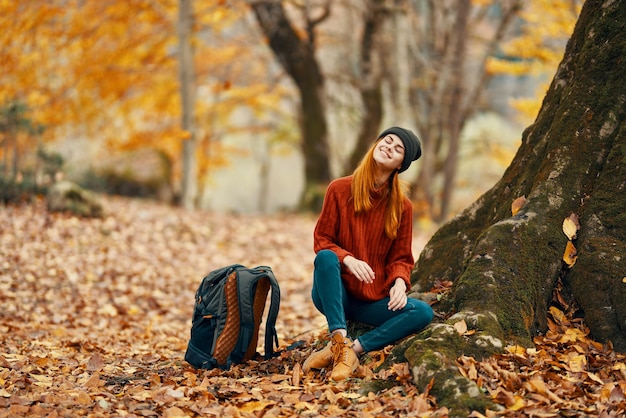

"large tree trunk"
[250,1,331,210]
[404,0,626,414]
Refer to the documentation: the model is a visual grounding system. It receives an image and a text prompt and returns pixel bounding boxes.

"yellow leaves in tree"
[2,0,295,190]
[485,57,532,76]
[509,95,544,124]
[488,0,583,124]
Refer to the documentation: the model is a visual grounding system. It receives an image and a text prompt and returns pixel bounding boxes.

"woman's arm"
[384,199,415,290]
[313,179,353,262]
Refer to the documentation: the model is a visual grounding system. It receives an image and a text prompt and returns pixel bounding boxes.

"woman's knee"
[313,249,342,291]
[406,299,434,330]
[314,249,339,268]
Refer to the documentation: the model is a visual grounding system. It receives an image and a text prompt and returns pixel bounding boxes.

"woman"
[303,126,434,381]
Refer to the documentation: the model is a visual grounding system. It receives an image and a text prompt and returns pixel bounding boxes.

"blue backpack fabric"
[184,264,281,370]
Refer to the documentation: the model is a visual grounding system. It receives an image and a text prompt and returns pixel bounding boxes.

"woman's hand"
[343,256,375,284]
[388,278,408,311]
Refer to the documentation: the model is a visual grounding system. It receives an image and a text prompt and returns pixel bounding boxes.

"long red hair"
[351,139,410,239]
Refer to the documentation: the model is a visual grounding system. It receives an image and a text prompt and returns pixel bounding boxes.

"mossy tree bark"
[404,0,626,414]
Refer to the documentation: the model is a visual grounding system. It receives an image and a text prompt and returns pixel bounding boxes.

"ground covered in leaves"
[1,196,625,417]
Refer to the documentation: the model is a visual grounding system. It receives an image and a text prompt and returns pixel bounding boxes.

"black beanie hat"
[377,126,422,173]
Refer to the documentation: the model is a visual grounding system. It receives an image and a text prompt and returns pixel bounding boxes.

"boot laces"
[333,339,350,366]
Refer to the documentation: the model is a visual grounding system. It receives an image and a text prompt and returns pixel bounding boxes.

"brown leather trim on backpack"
[243,277,271,361]
[213,271,240,364]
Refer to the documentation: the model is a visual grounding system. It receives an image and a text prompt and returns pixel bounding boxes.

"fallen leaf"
[87,354,104,372]
[563,241,577,267]
[341,392,363,400]
[493,388,517,407]
[369,349,387,369]
[70,390,92,405]
[566,353,587,373]
[505,345,528,356]
[562,213,579,240]
[559,328,587,344]
[526,378,548,395]
[609,385,625,402]
[599,382,616,402]
[162,406,188,418]
[453,320,468,335]
[468,362,478,380]
[511,196,527,216]
[586,371,605,385]
[239,400,274,413]
[30,374,53,388]
[391,362,411,381]
[291,362,301,387]
[508,396,526,411]
[83,372,103,388]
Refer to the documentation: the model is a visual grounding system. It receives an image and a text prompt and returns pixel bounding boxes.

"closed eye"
[383,135,404,154]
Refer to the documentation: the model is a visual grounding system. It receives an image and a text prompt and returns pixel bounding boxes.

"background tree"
[346,0,387,171]
[0,1,180,183]
[339,0,524,220]
[0,0,586,215]
[0,102,42,181]
[178,0,198,209]
[0,1,288,205]
[249,0,332,209]
[403,0,626,413]
[406,0,523,221]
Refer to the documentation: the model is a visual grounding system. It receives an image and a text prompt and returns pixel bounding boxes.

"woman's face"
[373,134,405,172]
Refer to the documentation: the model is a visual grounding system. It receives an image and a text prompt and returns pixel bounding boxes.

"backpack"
[184,264,281,370]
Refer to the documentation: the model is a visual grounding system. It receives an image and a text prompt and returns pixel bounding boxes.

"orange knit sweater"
[313,176,414,302]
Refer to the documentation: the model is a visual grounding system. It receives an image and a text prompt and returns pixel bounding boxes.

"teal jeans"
[311,249,434,352]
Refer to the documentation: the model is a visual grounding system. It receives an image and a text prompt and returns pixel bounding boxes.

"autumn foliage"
[486,0,583,123]
[0,0,289,188]
[1,196,625,416]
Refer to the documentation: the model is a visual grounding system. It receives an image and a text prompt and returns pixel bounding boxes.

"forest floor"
[1,195,625,417]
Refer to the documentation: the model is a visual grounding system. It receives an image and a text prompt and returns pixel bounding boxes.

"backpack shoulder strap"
[261,268,280,359]
[233,266,280,360]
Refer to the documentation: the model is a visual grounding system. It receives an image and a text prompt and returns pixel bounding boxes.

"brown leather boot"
[329,333,359,381]
[302,339,333,373]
